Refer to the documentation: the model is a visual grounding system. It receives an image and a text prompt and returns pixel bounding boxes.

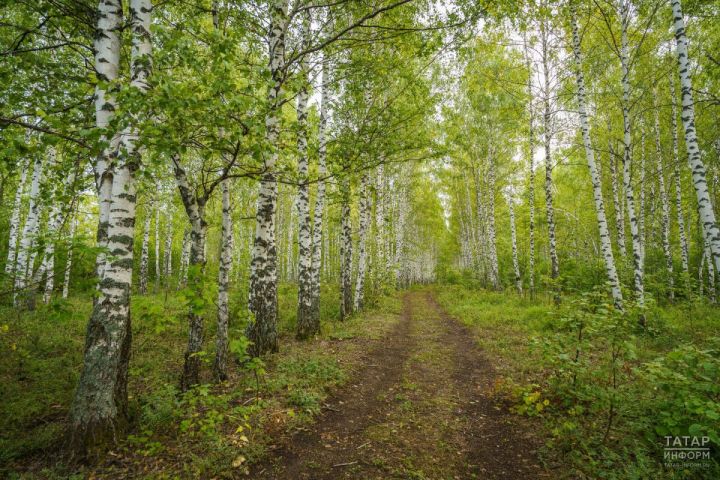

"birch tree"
[295,12,314,339]
[246,0,287,355]
[340,179,353,319]
[213,179,233,382]
[5,156,29,278]
[540,17,559,286]
[139,206,151,294]
[618,0,644,306]
[669,77,690,280]
[14,152,44,305]
[354,173,371,310]
[671,0,720,276]
[654,105,674,300]
[69,0,152,453]
[570,5,623,307]
[506,190,522,294]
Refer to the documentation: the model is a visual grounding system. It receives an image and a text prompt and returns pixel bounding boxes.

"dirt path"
[252,291,546,479]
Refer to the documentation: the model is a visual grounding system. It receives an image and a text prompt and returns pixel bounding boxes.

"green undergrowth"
[434,284,720,480]
[0,283,400,479]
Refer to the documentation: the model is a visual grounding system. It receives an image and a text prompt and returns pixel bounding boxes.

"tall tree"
[569,4,623,307]
[69,0,152,453]
[246,0,287,355]
[671,0,720,276]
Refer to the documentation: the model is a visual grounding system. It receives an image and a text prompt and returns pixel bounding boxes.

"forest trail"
[253,290,547,479]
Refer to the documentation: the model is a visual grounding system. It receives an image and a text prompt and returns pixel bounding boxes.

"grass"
[433,283,720,479]
[0,283,400,479]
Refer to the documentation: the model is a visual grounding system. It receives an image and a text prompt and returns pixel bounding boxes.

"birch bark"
[671,0,720,275]
[246,0,287,355]
[139,207,151,294]
[340,180,353,319]
[69,0,151,452]
[214,179,233,381]
[654,106,675,300]
[670,77,690,279]
[5,157,29,277]
[507,192,522,294]
[354,173,371,310]
[295,12,314,338]
[570,7,623,307]
[308,60,329,330]
[619,0,644,306]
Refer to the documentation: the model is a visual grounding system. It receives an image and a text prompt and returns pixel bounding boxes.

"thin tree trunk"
[154,203,160,289]
[654,105,674,301]
[525,49,536,296]
[394,180,407,287]
[41,155,73,304]
[354,173,371,310]
[246,0,287,356]
[62,214,77,299]
[14,153,45,305]
[5,156,29,277]
[139,207,151,294]
[308,60,329,331]
[638,129,646,260]
[178,228,190,289]
[670,76,690,280]
[671,0,720,276]
[174,158,209,391]
[540,18,559,288]
[507,192,522,294]
[213,179,232,381]
[295,13,314,338]
[570,7,623,308]
[163,214,173,285]
[609,146,626,256]
[340,179,353,319]
[618,0,644,308]
[375,164,386,280]
[486,152,499,289]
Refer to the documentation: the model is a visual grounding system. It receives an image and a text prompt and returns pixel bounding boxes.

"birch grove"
[3,0,720,467]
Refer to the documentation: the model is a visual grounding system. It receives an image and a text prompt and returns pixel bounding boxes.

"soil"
[251,290,548,479]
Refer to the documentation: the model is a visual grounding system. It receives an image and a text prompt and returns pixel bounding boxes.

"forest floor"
[5,284,715,478]
[251,290,548,479]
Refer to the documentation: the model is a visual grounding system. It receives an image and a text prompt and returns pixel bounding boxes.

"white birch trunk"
[295,12,314,338]
[375,164,386,279]
[246,0,287,355]
[354,173,371,310]
[154,203,160,288]
[174,157,209,391]
[524,41,536,296]
[619,0,644,306]
[609,147,626,256]
[5,156,29,277]
[163,214,173,283]
[178,228,190,289]
[14,153,45,304]
[670,77,690,278]
[541,18,559,285]
[654,106,675,300]
[507,191,522,294]
[139,207,151,294]
[214,179,233,381]
[70,0,150,451]
[340,180,353,319]
[62,214,77,299]
[486,152,499,289]
[309,60,329,327]
[570,8,623,307]
[672,0,720,277]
